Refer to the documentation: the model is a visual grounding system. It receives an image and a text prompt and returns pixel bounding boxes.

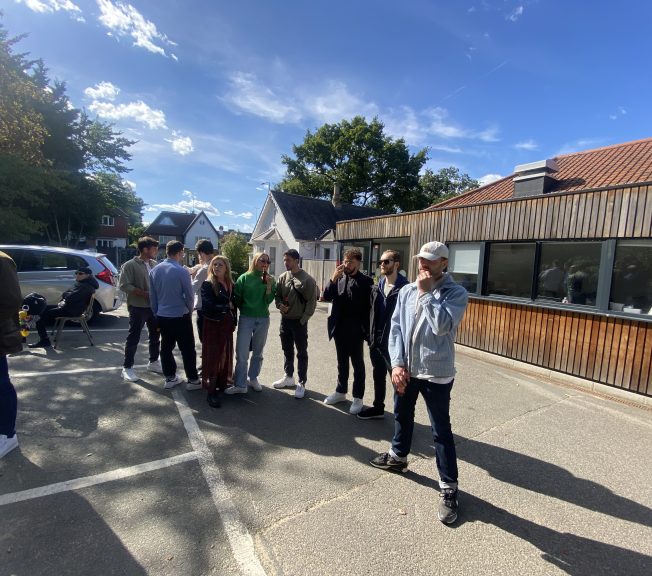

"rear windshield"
[99,255,118,274]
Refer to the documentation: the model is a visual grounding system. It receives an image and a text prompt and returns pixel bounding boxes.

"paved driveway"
[1,303,651,575]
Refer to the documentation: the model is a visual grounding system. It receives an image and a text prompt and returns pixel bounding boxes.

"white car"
[0,245,122,322]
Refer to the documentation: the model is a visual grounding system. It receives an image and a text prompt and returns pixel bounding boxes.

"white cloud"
[124,179,136,190]
[84,81,120,101]
[430,144,463,154]
[609,106,627,120]
[16,0,83,20]
[146,198,221,217]
[424,107,467,139]
[96,0,176,58]
[166,132,194,156]
[222,72,302,124]
[305,81,379,124]
[514,139,538,150]
[555,138,605,156]
[507,6,524,22]
[89,99,167,130]
[224,210,253,219]
[475,125,500,142]
[478,173,503,186]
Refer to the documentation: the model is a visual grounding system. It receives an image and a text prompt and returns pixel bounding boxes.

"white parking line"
[0,452,198,506]
[11,365,148,378]
[172,389,267,576]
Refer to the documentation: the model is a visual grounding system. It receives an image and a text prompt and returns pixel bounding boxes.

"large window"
[537,242,601,305]
[486,243,536,298]
[101,215,115,226]
[610,240,652,315]
[448,243,481,294]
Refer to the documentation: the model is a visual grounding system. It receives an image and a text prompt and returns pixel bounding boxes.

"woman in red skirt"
[201,256,236,407]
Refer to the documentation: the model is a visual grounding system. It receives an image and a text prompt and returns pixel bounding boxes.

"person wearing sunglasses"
[358,250,408,420]
[226,252,276,394]
[28,267,99,348]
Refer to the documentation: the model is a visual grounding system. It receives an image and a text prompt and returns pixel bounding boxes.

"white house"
[249,190,385,276]
[144,210,220,261]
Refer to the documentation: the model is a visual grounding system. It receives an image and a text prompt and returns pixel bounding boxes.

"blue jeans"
[233,316,270,388]
[391,377,458,488]
[0,355,17,438]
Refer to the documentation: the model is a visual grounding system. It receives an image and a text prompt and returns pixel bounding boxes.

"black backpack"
[22,293,47,316]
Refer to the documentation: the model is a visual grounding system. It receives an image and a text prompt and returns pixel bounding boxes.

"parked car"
[0,245,122,322]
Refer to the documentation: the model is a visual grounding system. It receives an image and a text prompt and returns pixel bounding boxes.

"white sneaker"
[248,378,263,392]
[0,434,18,458]
[294,383,306,399]
[147,360,163,374]
[272,375,295,389]
[349,398,364,415]
[185,379,202,391]
[225,385,248,395]
[324,391,347,405]
[164,375,181,389]
[122,367,139,382]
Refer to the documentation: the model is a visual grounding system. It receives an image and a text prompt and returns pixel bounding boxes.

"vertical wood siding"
[336,185,652,396]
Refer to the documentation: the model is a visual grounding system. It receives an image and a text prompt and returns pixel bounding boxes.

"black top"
[200,280,235,322]
[59,276,99,316]
[322,271,374,340]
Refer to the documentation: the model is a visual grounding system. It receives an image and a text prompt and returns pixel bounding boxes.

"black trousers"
[196,310,204,343]
[334,328,366,399]
[35,306,61,339]
[279,317,308,383]
[157,314,198,380]
[370,346,390,409]
[123,305,160,368]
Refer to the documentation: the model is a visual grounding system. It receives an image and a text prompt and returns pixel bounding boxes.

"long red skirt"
[201,314,235,393]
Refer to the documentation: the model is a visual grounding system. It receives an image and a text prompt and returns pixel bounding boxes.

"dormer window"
[102,215,115,226]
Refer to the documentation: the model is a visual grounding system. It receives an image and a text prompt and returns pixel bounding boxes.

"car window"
[66,255,88,270]
[41,252,67,270]
[2,248,24,269]
[99,255,118,273]
[20,250,42,272]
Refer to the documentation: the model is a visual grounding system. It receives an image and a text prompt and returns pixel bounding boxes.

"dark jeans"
[123,305,160,368]
[157,314,198,381]
[279,317,308,382]
[370,346,390,410]
[0,355,17,438]
[196,310,204,343]
[35,305,61,339]
[334,329,366,399]
[392,377,458,486]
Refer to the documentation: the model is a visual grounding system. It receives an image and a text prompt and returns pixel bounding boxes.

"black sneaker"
[207,392,221,408]
[357,406,384,420]
[369,452,408,473]
[28,339,51,349]
[438,488,459,524]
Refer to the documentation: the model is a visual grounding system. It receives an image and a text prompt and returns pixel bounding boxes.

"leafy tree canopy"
[220,233,250,277]
[279,116,479,213]
[0,22,141,245]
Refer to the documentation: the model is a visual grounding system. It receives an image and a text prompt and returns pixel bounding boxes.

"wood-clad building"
[336,138,652,397]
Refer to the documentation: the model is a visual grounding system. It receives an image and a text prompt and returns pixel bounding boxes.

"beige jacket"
[119,256,157,308]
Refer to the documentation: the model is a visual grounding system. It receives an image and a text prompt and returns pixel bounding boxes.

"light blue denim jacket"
[388,273,468,380]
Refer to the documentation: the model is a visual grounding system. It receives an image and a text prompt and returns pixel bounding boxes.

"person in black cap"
[29,267,99,348]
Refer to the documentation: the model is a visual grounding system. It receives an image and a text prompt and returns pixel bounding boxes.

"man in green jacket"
[119,237,162,381]
[272,249,317,399]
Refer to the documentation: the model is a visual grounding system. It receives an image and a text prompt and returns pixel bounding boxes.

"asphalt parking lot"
[1,303,651,576]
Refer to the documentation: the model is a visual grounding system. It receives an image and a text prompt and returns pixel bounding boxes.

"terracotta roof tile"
[432,137,652,210]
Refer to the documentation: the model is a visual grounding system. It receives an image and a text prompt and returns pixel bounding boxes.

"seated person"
[29,267,99,348]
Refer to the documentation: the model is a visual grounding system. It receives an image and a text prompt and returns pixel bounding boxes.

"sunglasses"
[75,272,87,275]
[379,259,394,265]
[258,259,270,264]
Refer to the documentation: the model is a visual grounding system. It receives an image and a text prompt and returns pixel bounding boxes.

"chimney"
[332,182,343,208]
[513,159,558,197]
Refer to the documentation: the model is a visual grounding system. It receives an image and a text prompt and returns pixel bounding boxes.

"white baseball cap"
[414,241,449,261]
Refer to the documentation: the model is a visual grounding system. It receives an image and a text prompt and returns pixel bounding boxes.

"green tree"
[128,223,147,247]
[418,167,479,208]
[220,233,250,276]
[280,116,428,213]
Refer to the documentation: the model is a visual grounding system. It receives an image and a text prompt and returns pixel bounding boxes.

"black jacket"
[200,280,236,323]
[369,273,409,356]
[58,276,99,316]
[323,271,373,340]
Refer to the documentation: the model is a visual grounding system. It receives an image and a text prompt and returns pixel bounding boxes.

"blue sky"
[4,0,651,231]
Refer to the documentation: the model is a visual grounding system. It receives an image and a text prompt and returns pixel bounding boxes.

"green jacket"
[234,270,276,318]
[119,256,157,308]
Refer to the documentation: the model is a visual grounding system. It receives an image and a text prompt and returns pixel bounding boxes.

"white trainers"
[272,375,295,389]
[225,385,248,395]
[185,379,202,391]
[121,367,139,382]
[147,360,163,374]
[324,391,347,405]
[349,398,364,415]
[0,434,18,458]
[164,375,181,389]
[248,378,263,392]
[294,382,306,399]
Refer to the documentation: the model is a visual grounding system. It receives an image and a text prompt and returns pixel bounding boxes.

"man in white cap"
[369,241,468,525]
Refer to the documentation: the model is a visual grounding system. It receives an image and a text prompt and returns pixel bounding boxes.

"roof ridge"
[555,136,652,159]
